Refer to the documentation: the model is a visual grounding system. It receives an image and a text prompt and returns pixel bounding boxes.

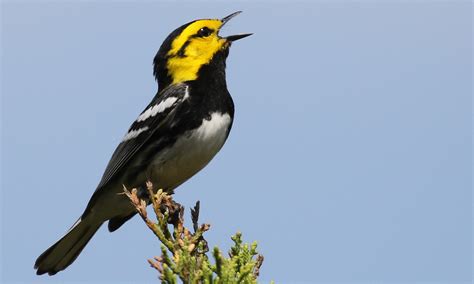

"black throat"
[187,48,234,118]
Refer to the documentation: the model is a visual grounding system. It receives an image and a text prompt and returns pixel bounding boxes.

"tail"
[34,216,102,275]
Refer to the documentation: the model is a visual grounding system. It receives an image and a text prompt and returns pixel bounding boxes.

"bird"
[34,11,251,276]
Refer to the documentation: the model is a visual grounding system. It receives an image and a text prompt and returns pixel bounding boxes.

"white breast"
[148,112,232,190]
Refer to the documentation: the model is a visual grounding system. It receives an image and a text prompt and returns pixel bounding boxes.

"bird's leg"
[137,185,151,201]
[143,181,181,225]
[160,194,183,226]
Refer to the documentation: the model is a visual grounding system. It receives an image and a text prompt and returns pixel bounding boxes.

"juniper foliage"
[124,182,265,283]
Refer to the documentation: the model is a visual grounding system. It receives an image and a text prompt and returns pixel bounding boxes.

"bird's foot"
[160,196,183,226]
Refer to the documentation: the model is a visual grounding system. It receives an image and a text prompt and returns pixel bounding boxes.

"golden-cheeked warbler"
[35,11,251,275]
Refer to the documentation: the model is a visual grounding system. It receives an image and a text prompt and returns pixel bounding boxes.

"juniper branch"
[123,182,267,283]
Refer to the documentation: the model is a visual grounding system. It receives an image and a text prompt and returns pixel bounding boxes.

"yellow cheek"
[166,38,226,84]
[188,38,223,57]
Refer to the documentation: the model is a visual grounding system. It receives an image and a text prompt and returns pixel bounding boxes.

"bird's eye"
[197,27,213,37]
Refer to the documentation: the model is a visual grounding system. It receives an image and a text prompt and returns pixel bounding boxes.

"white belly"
[147,112,232,189]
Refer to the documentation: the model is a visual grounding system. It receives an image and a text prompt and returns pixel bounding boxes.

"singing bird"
[35,11,251,275]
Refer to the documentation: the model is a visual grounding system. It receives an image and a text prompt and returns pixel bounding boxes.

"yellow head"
[153,11,251,89]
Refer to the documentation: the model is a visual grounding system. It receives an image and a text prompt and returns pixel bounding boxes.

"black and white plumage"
[35,12,251,275]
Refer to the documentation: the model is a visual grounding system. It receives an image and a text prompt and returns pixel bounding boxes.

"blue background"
[1,1,472,283]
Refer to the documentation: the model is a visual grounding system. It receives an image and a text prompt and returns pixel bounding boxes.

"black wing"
[95,83,189,190]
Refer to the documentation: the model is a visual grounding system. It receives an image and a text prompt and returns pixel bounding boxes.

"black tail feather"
[35,217,102,275]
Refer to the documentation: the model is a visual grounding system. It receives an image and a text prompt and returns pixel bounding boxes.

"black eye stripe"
[196,27,214,37]
[176,27,215,57]
[177,40,191,57]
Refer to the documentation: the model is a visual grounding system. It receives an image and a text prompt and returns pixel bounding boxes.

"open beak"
[220,11,253,42]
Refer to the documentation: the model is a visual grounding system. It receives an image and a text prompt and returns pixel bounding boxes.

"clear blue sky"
[1,1,472,283]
